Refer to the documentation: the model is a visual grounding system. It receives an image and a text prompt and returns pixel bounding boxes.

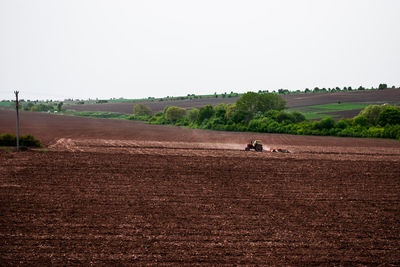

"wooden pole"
[14,91,20,151]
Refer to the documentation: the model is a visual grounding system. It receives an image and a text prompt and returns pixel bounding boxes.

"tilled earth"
[1,140,400,265]
[1,111,400,265]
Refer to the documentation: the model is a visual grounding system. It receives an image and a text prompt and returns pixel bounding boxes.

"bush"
[226,106,248,123]
[197,105,214,123]
[378,83,388,90]
[214,104,227,119]
[353,115,370,127]
[20,134,42,147]
[377,107,400,126]
[133,104,152,116]
[128,114,151,121]
[0,133,41,147]
[30,103,54,112]
[359,105,386,125]
[367,127,384,138]
[314,118,335,130]
[236,92,286,117]
[335,118,352,129]
[276,111,296,124]
[0,133,16,146]
[291,111,306,123]
[187,108,199,122]
[164,106,186,122]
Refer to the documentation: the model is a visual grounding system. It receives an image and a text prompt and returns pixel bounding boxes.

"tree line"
[130,92,400,141]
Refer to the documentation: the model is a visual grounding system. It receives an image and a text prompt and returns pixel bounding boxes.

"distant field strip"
[71,111,130,119]
[288,103,370,119]
[0,101,12,107]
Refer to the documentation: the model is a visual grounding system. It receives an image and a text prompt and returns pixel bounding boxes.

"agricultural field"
[1,109,400,265]
[287,103,371,120]
[64,89,400,119]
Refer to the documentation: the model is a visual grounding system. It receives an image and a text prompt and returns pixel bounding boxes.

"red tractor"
[245,140,263,152]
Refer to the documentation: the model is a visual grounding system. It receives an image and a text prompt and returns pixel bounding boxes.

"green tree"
[30,103,54,112]
[187,108,199,122]
[197,105,214,123]
[133,104,152,116]
[377,107,400,126]
[24,102,34,111]
[236,92,286,120]
[276,111,295,123]
[214,104,227,118]
[57,102,63,112]
[378,83,388,90]
[316,118,335,130]
[353,115,370,127]
[335,118,352,129]
[225,103,248,123]
[359,105,387,125]
[291,112,306,123]
[164,106,186,121]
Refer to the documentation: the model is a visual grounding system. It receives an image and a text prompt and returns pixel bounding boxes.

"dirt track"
[1,110,400,265]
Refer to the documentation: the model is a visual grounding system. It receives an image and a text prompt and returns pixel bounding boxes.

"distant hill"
[65,89,400,118]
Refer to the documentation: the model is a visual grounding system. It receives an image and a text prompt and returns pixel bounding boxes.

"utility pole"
[14,91,20,151]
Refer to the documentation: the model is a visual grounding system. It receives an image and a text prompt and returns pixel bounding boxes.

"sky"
[0,0,399,101]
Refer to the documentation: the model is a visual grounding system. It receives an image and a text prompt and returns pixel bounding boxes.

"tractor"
[245,140,263,152]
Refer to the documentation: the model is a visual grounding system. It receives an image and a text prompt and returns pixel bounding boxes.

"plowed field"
[1,110,400,265]
[66,88,400,114]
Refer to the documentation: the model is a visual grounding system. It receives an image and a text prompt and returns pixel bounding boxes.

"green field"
[72,111,130,120]
[0,101,12,107]
[288,103,369,120]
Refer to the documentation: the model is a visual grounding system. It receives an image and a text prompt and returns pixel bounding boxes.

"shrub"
[378,83,388,90]
[214,104,227,119]
[314,118,335,130]
[197,105,214,123]
[20,134,42,147]
[366,127,384,138]
[276,111,296,123]
[335,118,352,129]
[133,104,152,116]
[0,133,16,146]
[377,107,400,126]
[24,102,34,111]
[352,115,370,127]
[291,111,306,123]
[0,133,41,147]
[164,106,186,122]
[187,108,199,122]
[236,92,286,117]
[30,103,54,112]
[359,105,386,125]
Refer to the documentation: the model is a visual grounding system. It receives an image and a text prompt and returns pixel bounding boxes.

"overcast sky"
[0,0,399,100]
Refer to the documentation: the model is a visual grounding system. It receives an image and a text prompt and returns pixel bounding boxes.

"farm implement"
[245,140,290,153]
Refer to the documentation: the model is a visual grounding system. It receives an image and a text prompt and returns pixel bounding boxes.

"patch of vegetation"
[0,101,13,107]
[0,133,42,147]
[298,112,334,120]
[128,94,400,141]
[133,104,153,116]
[72,111,130,120]
[288,103,371,120]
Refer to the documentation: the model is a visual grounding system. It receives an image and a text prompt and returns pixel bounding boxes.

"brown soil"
[283,88,400,108]
[66,89,400,115]
[1,110,400,265]
[325,109,363,119]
